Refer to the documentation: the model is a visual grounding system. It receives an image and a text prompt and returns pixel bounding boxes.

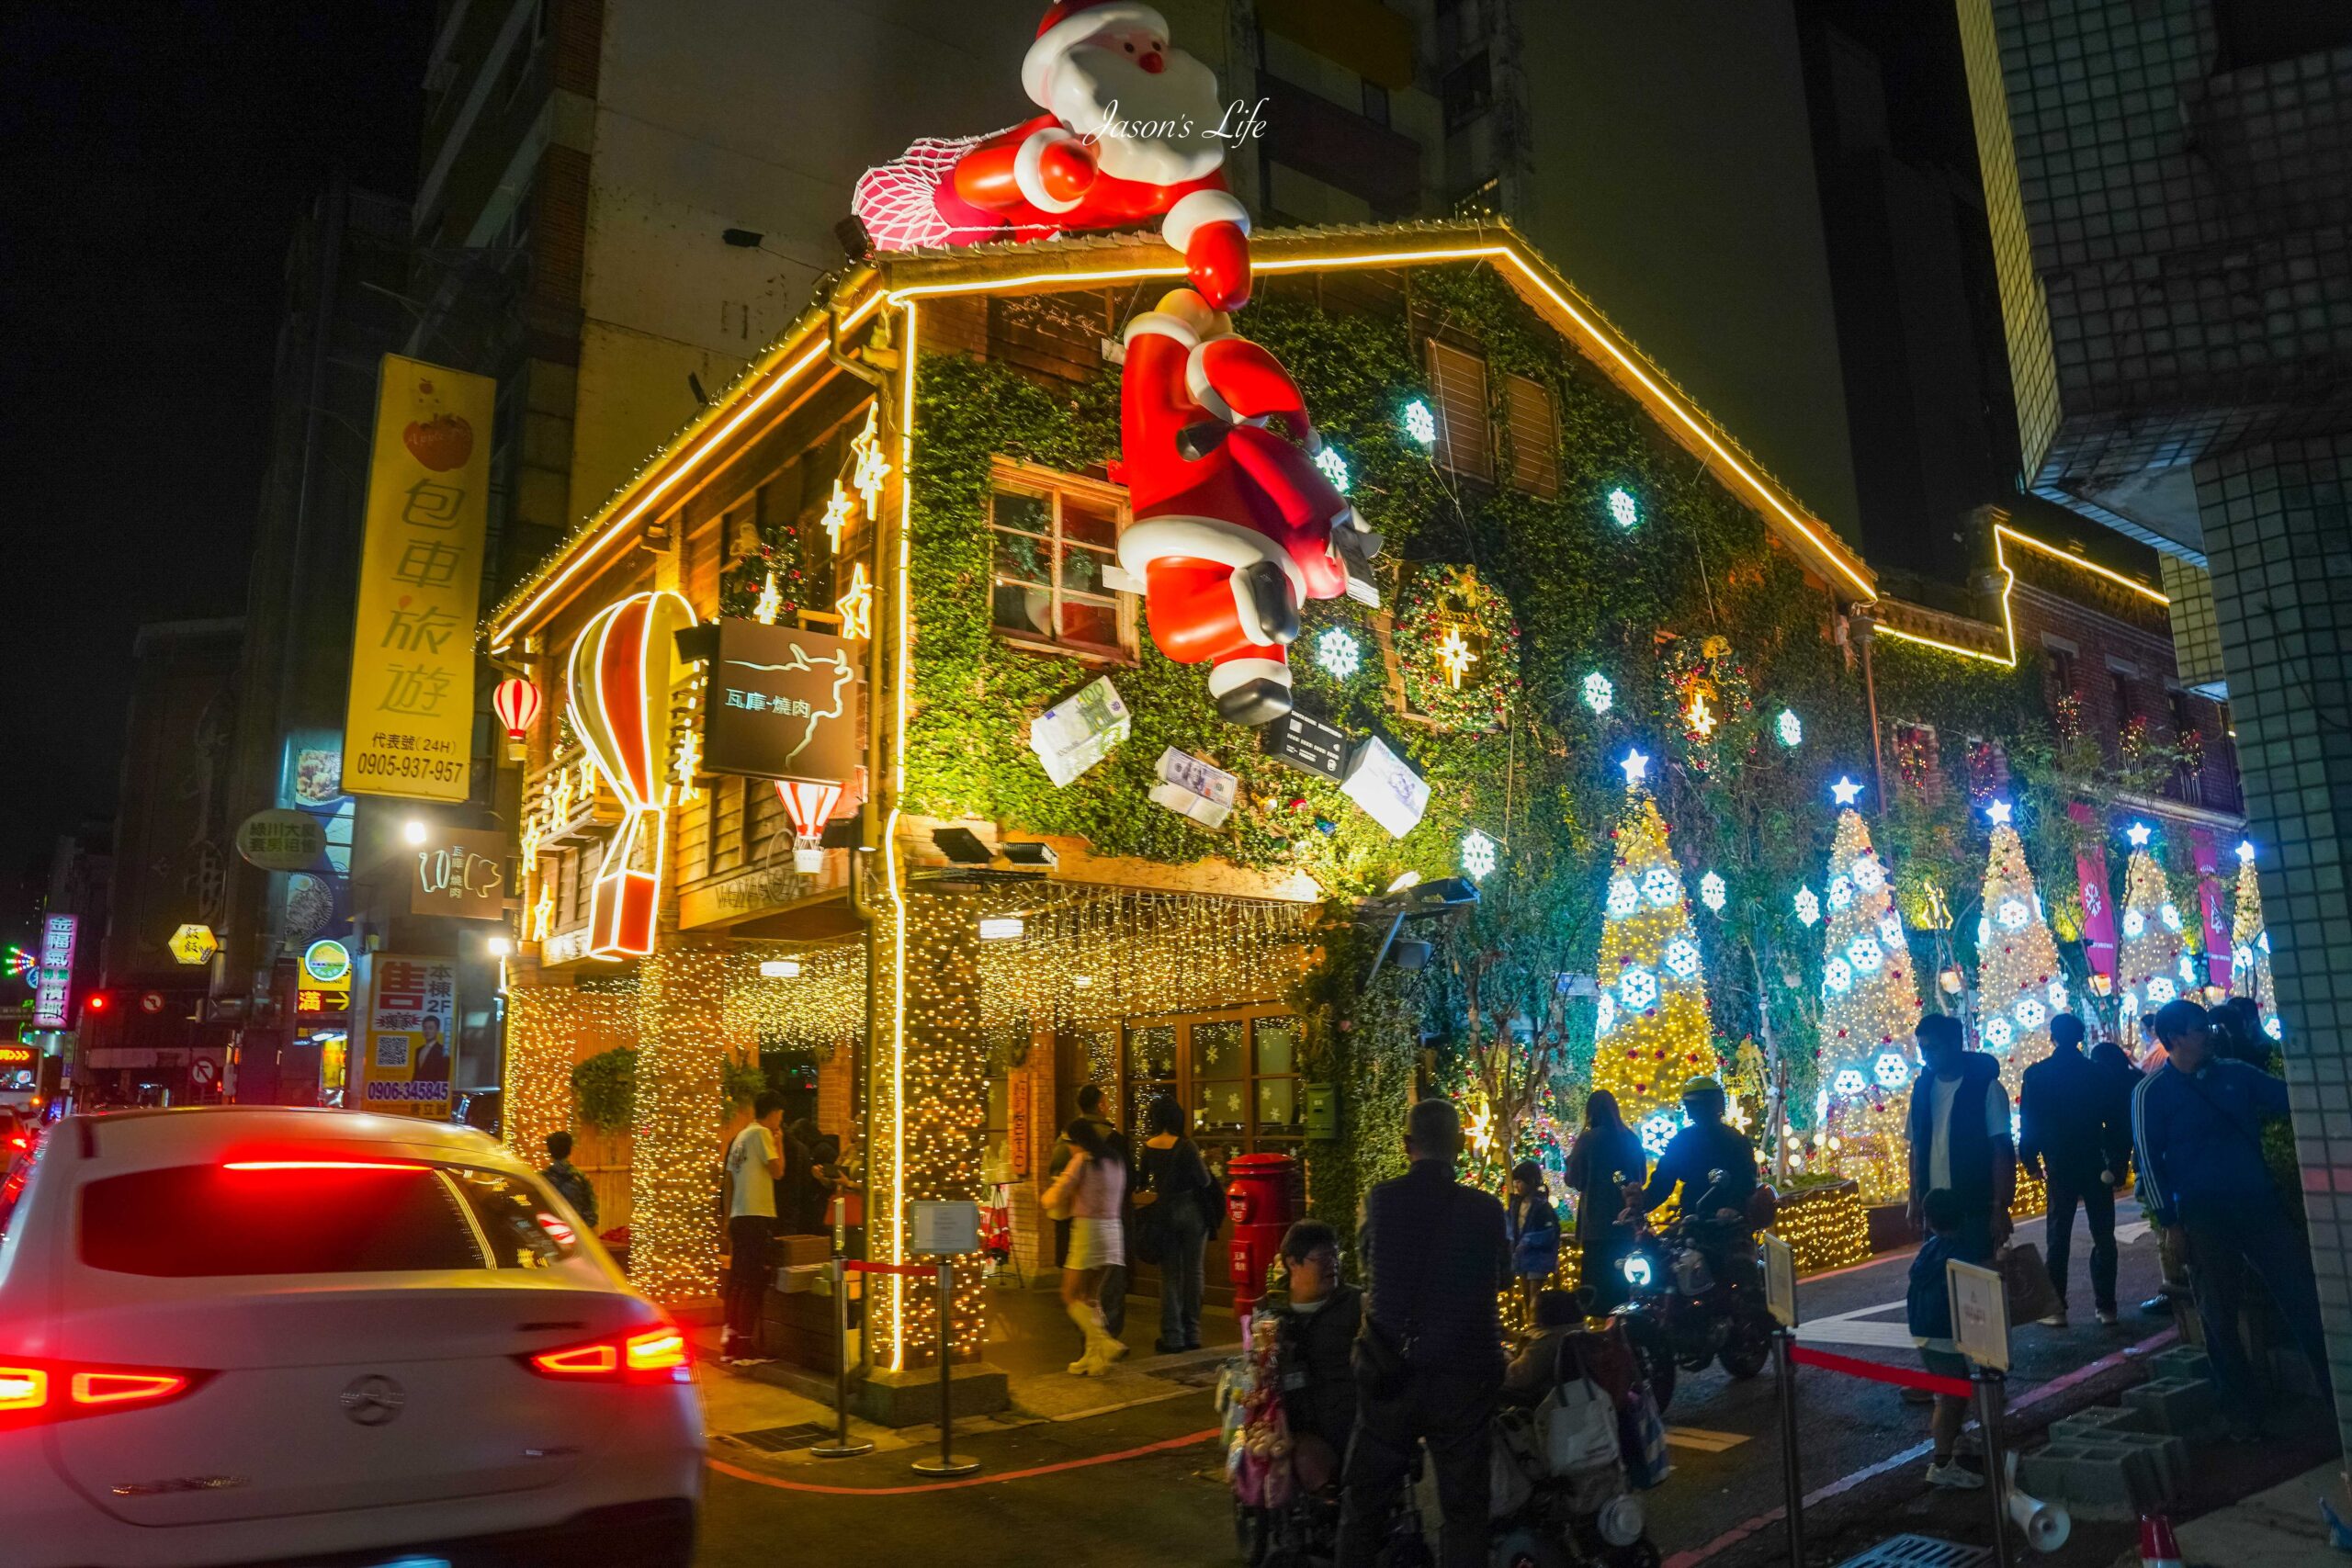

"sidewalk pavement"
[2169,1461,2350,1568]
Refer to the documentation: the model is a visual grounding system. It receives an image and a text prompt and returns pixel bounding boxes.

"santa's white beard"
[1048,45,1226,186]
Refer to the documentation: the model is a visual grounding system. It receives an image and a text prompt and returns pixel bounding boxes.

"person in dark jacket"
[1505,1159,1560,1316]
[1337,1099,1511,1568]
[1629,1077,1759,1282]
[540,1130,599,1230]
[1564,1090,1646,1311]
[1264,1219,1361,1490]
[2211,996,2276,1070]
[1136,1095,1213,1353]
[1905,1015,2016,1258]
[2132,999,2329,1438]
[2018,1013,2128,1326]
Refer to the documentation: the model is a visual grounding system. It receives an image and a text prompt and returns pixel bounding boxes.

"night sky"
[0,4,429,927]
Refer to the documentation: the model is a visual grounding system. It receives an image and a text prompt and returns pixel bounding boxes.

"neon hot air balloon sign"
[566,590,696,959]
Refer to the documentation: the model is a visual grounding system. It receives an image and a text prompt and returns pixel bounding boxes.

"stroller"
[1487,1316,1662,1568]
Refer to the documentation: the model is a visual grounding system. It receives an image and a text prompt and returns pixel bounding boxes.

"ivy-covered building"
[481,217,2245,1397]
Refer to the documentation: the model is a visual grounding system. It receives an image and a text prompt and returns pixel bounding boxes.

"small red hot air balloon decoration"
[775,780,843,874]
[492,676,542,741]
[566,591,696,958]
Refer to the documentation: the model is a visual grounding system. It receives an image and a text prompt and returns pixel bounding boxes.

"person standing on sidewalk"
[2018,1012,2129,1326]
[540,1130,599,1231]
[1905,1015,2016,1259]
[1337,1099,1511,1568]
[721,1090,787,1366]
[1908,1189,1989,1490]
[1504,1160,1561,1319]
[1136,1095,1212,1354]
[2132,998,2332,1439]
[1563,1090,1646,1311]
[1047,1083,1132,1341]
[1043,1114,1129,1377]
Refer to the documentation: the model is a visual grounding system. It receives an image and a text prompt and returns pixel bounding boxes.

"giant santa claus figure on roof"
[1111,289,1379,724]
[853,0,1254,310]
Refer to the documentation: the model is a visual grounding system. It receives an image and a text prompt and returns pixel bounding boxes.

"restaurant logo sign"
[408,827,509,920]
[344,355,493,803]
[700,619,862,786]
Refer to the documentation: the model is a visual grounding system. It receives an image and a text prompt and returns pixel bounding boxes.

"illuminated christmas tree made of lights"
[1593,788,1715,1159]
[2114,829,2188,1026]
[1973,811,2068,1098]
[1817,807,1922,1203]
[2231,844,2279,1040]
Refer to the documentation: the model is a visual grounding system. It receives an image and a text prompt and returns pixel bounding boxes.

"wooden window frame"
[1117,1003,1306,1162]
[1424,339,1494,481]
[1501,371,1560,498]
[987,459,1137,662]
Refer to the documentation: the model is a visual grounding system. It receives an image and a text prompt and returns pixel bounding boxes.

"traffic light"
[85,992,107,1012]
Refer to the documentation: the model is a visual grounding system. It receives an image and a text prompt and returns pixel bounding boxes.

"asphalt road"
[695,1204,2175,1568]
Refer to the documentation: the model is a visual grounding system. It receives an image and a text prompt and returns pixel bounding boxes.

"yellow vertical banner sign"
[345,355,494,802]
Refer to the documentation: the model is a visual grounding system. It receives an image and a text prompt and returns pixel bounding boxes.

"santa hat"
[1023,1,1170,107]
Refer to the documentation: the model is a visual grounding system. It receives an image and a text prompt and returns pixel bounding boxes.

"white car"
[1,1106,703,1568]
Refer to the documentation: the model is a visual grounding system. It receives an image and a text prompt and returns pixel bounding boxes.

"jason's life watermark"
[1081,97,1271,148]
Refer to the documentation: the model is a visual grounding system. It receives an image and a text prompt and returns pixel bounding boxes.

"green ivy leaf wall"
[900,264,2059,1141]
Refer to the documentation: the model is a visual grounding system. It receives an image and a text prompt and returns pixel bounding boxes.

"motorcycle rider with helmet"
[1623,1076,1761,1286]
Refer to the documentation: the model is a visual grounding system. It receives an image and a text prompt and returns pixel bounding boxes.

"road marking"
[1665,1426,1750,1452]
[707,1425,1221,1495]
[2116,1219,2152,1244]
[1794,1318,1918,1348]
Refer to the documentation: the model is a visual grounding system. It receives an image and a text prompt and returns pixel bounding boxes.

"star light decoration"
[1607,487,1640,529]
[1402,400,1437,446]
[1686,690,1717,739]
[834,562,874,641]
[848,407,889,518]
[1316,626,1362,680]
[1776,708,1803,747]
[1830,775,1865,807]
[1582,671,1614,714]
[820,479,858,551]
[1986,799,2013,827]
[2236,839,2256,865]
[1620,748,1649,788]
[752,570,783,626]
[1434,625,1478,688]
[1461,829,1498,882]
[1312,445,1351,494]
[2126,821,2153,848]
[1699,872,1726,912]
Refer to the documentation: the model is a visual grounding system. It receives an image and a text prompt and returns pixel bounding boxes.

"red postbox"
[1224,1150,1301,1315]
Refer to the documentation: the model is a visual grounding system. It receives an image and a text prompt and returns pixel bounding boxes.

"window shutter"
[1502,373,1559,498]
[1424,339,1492,481]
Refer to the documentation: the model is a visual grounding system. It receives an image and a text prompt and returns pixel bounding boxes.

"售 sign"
[356,953,457,1119]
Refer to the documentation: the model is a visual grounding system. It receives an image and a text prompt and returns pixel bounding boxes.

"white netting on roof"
[853,131,1030,251]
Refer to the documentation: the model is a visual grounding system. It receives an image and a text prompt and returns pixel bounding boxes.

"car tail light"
[522,1325,691,1385]
[0,1358,207,1427]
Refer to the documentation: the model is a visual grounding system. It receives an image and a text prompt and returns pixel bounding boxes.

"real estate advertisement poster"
[356,953,457,1120]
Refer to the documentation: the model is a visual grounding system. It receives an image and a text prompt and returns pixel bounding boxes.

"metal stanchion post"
[1773,1327,1804,1568]
[1975,1367,2016,1568]
[811,1257,872,1460]
[911,1259,978,1476]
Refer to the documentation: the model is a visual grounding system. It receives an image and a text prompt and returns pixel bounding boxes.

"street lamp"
[485,936,514,958]
[402,818,429,846]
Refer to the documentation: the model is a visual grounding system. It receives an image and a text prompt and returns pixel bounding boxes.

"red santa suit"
[854,1,1252,310]
[1114,291,1368,725]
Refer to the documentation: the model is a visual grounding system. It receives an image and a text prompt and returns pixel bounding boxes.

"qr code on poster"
[374,1036,412,1069]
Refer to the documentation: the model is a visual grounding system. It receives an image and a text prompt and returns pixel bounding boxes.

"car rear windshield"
[82,1164,487,1276]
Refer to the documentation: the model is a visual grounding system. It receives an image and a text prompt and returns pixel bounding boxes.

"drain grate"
[727,1422,831,1453]
[1834,1537,1991,1568]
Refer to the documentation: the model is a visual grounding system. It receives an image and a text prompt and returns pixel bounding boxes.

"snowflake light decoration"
[1874,1051,1911,1088]
[2143,976,2177,1006]
[2258,931,2270,954]
[2233,942,2253,971]
[1852,856,1886,894]
[2158,902,2183,932]
[2264,1015,2283,1042]
[1619,966,1658,1010]
[2046,978,2069,1008]
[1641,865,1681,907]
[1997,898,2030,932]
[1638,1111,1681,1158]
[1832,1068,1867,1097]
[2015,998,2046,1030]
[1581,671,1614,714]
[1312,445,1351,494]
[1827,876,1855,912]
[1460,829,1498,881]
[1606,876,1641,919]
[1402,400,1436,446]
[1315,626,1362,680]
[2122,909,2147,939]
[1596,994,1617,1036]
[1662,938,1702,980]
[1699,872,1726,911]
[1847,935,1883,973]
[1879,913,1905,947]
[1607,487,1640,529]
[1823,957,1853,994]
[1795,886,1821,927]
[1776,708,1803,747]
[2177,954,2198,985]
[1983,1016,2015,1049]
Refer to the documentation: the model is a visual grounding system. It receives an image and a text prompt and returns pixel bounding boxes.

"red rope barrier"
[1789,1344,1972,1399]
[842,1258,939,1279]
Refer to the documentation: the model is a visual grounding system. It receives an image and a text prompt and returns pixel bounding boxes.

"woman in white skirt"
[1044,1117,1128,1375]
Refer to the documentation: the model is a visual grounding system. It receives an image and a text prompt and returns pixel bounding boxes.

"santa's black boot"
[1208,654,1295,727]
[1236,560,1300,644]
